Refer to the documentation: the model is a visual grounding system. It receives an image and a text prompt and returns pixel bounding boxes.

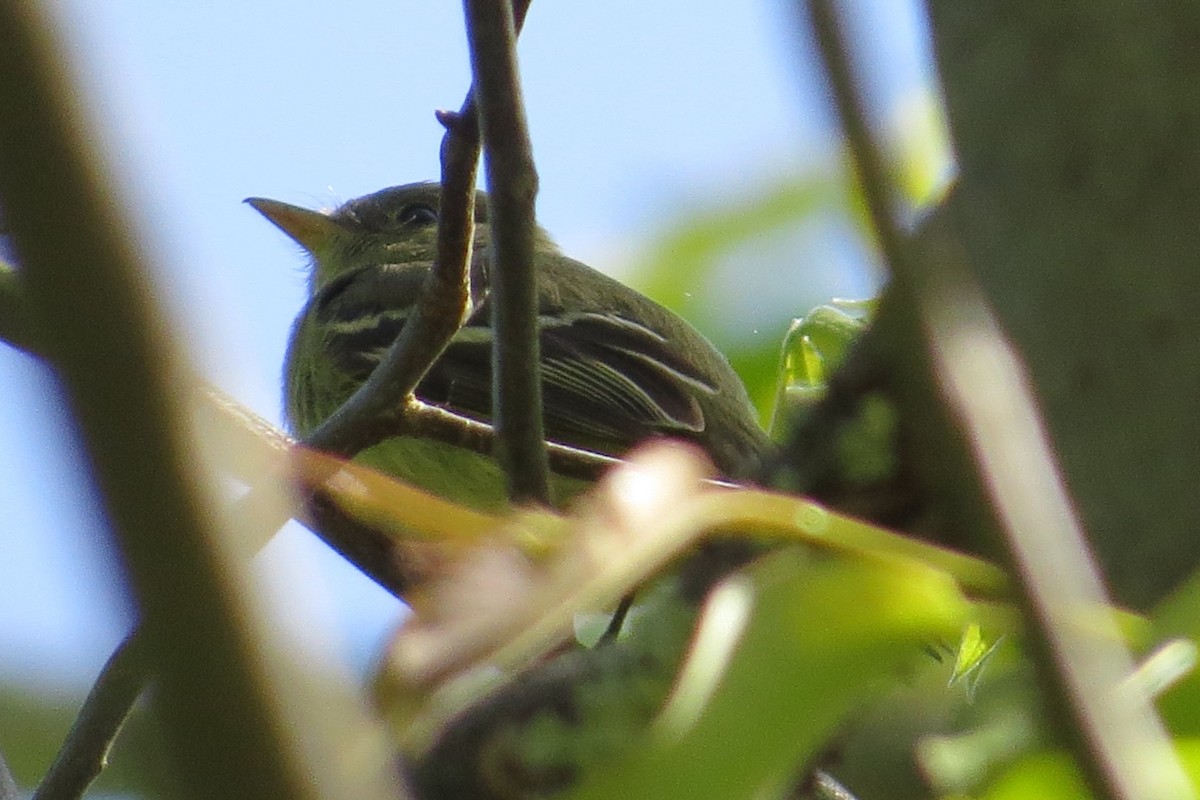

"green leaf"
[771,301,872,435]
[566,547,970,800]
[949,624,1003,700]
[977,741,1200,800]
[1151,568,1200,734]
[632,175,850,420]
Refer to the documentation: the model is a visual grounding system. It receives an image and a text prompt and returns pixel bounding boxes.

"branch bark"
[924,1,1200,612]
[463,0,550,505]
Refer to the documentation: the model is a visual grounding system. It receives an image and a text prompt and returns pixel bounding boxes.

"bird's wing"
[418,309,719,455]
[311,262,720,456]
[312,264,427,379]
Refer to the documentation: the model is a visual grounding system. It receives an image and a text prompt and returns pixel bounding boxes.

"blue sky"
[0,1,937,694]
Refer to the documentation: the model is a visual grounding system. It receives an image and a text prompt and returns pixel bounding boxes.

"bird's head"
[247,182,557,294]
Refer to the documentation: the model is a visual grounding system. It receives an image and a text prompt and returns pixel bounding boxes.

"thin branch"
[297,81,484,460]
[205,381,611,587]
[463,0,550,505]
[802,2,1192,799]
[32,632,148,800]
[433,0,530,232]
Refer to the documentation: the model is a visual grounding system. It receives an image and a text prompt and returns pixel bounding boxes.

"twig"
[298,75,485,460]
[810,770,860,800]
[802,2,904,273]
[463,0,550,504]
[32,632,148,800]
[802,1,1192,798]
[434,0,529,202]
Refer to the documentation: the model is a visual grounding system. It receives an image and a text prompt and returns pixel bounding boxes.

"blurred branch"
[25,396,427,800]
[802,1,1191,799]
[32,633,147,800]
[930,7,1200,611]
[0,261,43,357]
[0,5,400,800]
[199,386,445,594]
[463,0,549,504]
[802,2,905,285]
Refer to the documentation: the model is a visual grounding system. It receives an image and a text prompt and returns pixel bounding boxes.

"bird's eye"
[398,204,438,226]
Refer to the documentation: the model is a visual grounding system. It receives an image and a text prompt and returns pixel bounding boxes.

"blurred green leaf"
[1151,568,1200,734]
[567,547,970,800]
[978,751,1093,800]
[917,664,1045,798]
[976,741,1200,800]
[633,174,849,419]
[627,94,949,423]
[638,177,845,314]
[0,684,74,789]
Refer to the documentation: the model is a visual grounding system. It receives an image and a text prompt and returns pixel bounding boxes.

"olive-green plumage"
[250,182,770,509]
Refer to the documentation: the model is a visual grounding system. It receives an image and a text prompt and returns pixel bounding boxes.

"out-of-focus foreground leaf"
[566,547,971,800]
[976,742,1200,800]
[1151,569,1200,735]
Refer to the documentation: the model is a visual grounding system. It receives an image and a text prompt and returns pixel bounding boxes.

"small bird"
[249,182,771,510]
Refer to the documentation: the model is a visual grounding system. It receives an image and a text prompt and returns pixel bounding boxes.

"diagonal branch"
[31,633,148,800]
[0,5,401,800]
